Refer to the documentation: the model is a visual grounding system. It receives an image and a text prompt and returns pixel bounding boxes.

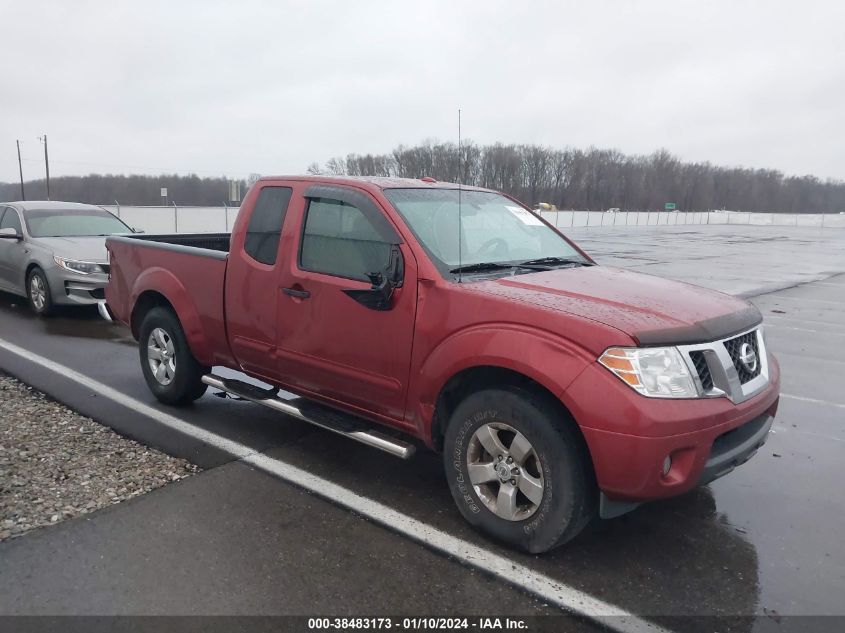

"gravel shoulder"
[0,373,199,541]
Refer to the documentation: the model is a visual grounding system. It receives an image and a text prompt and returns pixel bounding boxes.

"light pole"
[38,134,51,200]
[16,140,25,200]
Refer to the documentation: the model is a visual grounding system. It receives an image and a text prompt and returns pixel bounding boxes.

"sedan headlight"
[53,257,105,275]
[599,346,698,398]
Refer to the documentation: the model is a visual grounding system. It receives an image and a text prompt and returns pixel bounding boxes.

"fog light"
[661,455,672,477]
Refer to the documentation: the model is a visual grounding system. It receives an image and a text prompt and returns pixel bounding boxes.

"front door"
[275,186,417,424]
[0,207,26,293]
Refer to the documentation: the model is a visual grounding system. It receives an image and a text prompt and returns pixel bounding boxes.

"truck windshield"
[25,208,132,238]
[384,188,587,277]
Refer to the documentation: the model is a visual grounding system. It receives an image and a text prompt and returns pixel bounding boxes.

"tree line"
[0,174,248,206]
[3,143,844,213]
[309,142,845,214]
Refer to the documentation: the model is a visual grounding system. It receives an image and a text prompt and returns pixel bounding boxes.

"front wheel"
[138,307,209,405]
[443,387,596,553]
[27,267,54,316]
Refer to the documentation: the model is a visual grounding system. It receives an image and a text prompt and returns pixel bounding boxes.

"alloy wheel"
[147,327,176,386]
[30,274,47,311]
[466,422,545,521]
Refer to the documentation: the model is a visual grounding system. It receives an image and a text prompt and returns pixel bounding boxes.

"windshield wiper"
[449,262,518,274]
[518,256,594,268]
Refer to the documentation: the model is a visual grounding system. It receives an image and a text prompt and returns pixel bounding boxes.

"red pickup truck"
[105,176,780,553]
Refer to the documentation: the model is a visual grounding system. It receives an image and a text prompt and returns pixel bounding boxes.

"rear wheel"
[138,307,209,405]
[27,267,54,316]
[443,387,596,553]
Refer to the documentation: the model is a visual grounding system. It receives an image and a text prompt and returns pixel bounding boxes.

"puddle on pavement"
[0,291,135,345]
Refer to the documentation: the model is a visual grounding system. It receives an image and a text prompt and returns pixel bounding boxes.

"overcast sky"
[2,0,844,183]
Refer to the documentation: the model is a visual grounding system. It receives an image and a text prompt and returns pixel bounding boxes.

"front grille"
[689,350,713,391]
[723,331,762,384]
[100,264,110,275]
[89,288,105,300]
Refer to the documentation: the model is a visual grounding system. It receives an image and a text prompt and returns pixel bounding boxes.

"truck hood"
[34,236,109,263]
[471,265,761,345]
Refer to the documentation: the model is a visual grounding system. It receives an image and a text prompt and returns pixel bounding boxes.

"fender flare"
[413,323,593,438]
[129,267,213,365]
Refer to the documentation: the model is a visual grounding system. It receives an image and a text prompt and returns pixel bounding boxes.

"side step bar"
[201,374,416,460]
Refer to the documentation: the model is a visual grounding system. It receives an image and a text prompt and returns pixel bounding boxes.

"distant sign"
[664,202,676,210]
[160,188,168,198]
[228,179,241,202]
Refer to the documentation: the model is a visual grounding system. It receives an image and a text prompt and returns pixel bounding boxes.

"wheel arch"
[415,324,593,447]
[24,260,45,289]
[127,268,215,365]
[130,290,175,339]
[431,364,591,460]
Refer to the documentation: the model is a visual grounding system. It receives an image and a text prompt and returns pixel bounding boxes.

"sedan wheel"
[27,268,54,316]
[30,275,47,311]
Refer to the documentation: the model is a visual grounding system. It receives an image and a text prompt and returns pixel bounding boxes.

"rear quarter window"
[244,187,293,265]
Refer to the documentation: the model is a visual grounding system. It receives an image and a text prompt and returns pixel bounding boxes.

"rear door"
[275,185,417,424]
[224,185,293,380]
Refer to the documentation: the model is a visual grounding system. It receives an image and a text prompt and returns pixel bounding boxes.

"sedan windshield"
[25,208,132,238]
[384,188,588,277]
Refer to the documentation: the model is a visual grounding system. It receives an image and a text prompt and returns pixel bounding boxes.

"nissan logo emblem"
[739,342,758,373]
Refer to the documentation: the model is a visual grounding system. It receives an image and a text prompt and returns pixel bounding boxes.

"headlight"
[599,346,698,398]
[53,257,105,275]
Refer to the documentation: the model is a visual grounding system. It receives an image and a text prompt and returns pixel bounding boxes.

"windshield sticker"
[506,206,544,226]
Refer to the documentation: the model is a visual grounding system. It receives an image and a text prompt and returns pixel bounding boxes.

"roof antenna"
[457,108,462,284]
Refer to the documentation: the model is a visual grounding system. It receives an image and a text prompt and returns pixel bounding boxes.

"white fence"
[539,210,845,229]
[101,205,845,235]
[102,205,239,234]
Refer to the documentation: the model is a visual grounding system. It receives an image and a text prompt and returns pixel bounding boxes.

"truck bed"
[105,233,232,366]
[119,233,231,254]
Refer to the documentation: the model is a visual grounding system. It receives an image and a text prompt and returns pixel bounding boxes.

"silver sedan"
[0,201,135,316]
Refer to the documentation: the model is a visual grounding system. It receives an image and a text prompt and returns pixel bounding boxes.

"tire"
[443,387,596,553]
[138,306,209,405]
[27,267,55,316]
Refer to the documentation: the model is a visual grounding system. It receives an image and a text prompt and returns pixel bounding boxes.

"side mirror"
[343,245,404,311]
[0,227,21,240]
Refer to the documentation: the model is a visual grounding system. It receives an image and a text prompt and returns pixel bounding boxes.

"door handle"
[282,287,310,299]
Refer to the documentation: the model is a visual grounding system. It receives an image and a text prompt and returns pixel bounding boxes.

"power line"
[16,157,250,177]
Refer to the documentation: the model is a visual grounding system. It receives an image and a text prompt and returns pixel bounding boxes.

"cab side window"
[299,198,392,282]
[0,208,22,234]
[244,187,293,265]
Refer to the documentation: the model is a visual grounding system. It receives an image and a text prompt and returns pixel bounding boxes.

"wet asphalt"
[0,225,843,631]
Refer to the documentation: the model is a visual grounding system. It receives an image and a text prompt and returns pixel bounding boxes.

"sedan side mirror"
[0,227,21,240]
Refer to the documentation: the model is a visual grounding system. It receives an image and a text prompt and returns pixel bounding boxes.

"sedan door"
[0,207,27,294]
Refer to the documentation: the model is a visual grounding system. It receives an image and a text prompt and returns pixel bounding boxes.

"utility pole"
[16,140,25,200]
[38,134,51,200]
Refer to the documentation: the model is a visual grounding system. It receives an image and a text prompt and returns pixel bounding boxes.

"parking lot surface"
[0,224,843,632]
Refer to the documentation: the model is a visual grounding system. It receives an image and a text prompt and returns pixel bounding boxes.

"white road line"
[0,337,668,633]
[765,314,845,328]
[759,295,845,306]
[781,393,845,410]
[773,351,845,366]
[765,323,845,335]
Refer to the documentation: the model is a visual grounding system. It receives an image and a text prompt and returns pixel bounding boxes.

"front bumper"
[45,266,108,306]
[564,353,781,507]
